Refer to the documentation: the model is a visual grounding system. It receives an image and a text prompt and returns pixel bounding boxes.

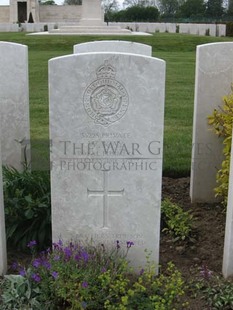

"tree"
[102,0,119,23]
[205,0,224,17]
[157,0,184,17]
[228,0,233,14]
[124,5,159,20]
[123,0,157,8]
[179,0,205,18]
[102,0,119,13]
[39,0,56,4]
[63,0,82,4]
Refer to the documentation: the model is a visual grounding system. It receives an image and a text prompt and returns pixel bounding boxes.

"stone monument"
[0,137,7,276]
[190,42,233,203]
[73,41,152,56]
[0,41,30,170]
[223,128,233,278]
[10,0,39,23]
[49,50,165,270]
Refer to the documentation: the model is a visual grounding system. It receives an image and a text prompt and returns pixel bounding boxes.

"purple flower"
[200,265,212,280]
[82,281,88,288]
[53,239,63,250]
[27,240,37,248]
[116,240,120,249]
[53,255,60,261]
[64,247,72,259]
[11,262,18,270]
[42,260,51,270]
[51,271,59,279]
[31,273,41,283]
[126,241,134,248]
[81,251,89,263]
[101,267,107,273]
[139,268,145,275]
[74,254,80,261]
[32,259,41,268]
[19,268,26,276]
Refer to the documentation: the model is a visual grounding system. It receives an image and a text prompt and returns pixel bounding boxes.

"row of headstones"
[109,22,226,37]
[0,23,226,37]
[0,40,233,278]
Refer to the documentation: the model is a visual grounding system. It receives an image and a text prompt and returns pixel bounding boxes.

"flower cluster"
[3,239,186,310]
[200,264,213,281]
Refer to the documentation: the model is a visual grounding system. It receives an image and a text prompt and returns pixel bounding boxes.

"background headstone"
[190,42,233,203]
[73,40,152,56]
[223,128,233,278]
[0,137,7,276]
[0,42,30,171]
[49,52,165,270]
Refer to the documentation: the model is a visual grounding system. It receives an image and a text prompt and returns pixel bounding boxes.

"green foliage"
[205,280,233,309]
[39,0,56,5]
[157,0,182,17]
[1,240,187,309]
[0,274,42,309]
[194,269,233,309]
[63,0,82,4]
[109,5,159,22]
[208,88,233,204]
[226,22,233,37]
[205,0,224,17]
[179,0,206,18]
[161,198,194,242]
[3,167,51,250]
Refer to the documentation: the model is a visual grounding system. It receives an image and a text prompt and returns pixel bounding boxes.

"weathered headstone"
[49,52,165,270]
[223,128,233,278]
[190,42,233,203]
[0,42,30,171]
[0,139,7,275]
[73,40,152,56]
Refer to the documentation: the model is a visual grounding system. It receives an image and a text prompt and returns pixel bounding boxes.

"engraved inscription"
[87,170,124,228]
[83,60,129,127]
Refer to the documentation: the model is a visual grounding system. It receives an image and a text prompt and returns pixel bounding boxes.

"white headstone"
[0,139,7,276]
[73,41,152,56]
[223,129,233,278]
[0,42,30,171]
[190,42,233,203]
[49,52,165,270]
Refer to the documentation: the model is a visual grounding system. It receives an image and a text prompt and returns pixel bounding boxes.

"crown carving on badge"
[97,60,116,79]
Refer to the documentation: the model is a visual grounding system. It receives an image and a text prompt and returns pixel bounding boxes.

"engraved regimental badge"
[83,60,129,127]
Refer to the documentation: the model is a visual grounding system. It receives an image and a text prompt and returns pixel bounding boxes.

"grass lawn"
[0,32,232,176]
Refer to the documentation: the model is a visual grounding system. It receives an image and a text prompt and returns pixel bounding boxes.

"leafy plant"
[3,167,51,250]
[194,268,233,310]
[205,280,233,309]
[1,239,187,309]
[161,198,194,242]
[0,274,42,310]
[208,86,233,205]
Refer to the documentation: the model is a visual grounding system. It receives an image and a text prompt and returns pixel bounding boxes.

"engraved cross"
[87,170,124,228]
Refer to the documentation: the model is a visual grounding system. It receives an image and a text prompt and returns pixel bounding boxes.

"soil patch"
[161,177,226,309]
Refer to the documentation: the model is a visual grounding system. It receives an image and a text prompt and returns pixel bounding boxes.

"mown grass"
[0,32,232,175]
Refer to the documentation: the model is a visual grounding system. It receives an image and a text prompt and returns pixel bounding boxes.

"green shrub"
[205,280,233,309]
[3,167,51,250]
[1,240,187,309]
[208,88,233,204]
[161,198,194,242]
[194,267,233,309]
[226,22,233,36]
